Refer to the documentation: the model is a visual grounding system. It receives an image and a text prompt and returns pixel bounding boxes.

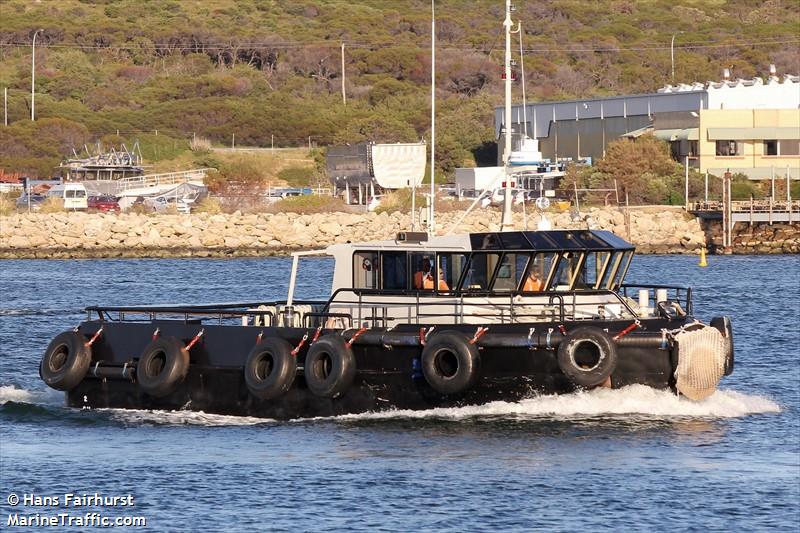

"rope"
[185,329,205,351]
[347,327,368,347]
[674,325,726,401]
[470,327,489,345]
[290,333,310,356]
[613,319,641,340]
[85,327,103,347]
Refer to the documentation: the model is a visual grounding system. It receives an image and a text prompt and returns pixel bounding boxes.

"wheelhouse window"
[381,251,407,291]
[462,253,501,292]
[353,251,378,289]
[550,252,585,291]
[491,253,529,291]
[582,251,613,290]
[410,252,435,291]
[612,251,634,289]
[438,253,467,292]
[598,252,623,290]
[715,140,740,156]
[521,252,557,292]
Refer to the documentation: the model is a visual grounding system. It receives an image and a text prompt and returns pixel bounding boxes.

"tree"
[595,134,682,203]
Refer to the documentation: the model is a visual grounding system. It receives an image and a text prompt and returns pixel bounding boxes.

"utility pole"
[500,0,515,232]
[341,42,346,106]
[31,29,43,121]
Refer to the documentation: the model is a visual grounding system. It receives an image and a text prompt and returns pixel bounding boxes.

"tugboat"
[39,228,734,419]
[38,1,734,419]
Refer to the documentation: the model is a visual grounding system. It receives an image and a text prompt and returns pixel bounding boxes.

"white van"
[47,183,88,210]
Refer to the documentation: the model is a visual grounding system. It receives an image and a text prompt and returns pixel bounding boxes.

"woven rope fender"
[673,326,726,401]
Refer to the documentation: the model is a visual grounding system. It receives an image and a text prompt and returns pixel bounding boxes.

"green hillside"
[0,0,798,177]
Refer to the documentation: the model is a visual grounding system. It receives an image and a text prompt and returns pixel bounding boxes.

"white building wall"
[704,76,800,110]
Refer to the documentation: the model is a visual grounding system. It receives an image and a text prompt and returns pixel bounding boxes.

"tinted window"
[583,251,612,289]
[599,252,622,290]
[463,253,500,291]
[550,252,584,290]
[381,251,407,291]
[438,253,467,292]
[410,252,435,291]
[522,252,557,292]
[353,251,378,289]
[492,253,529,291]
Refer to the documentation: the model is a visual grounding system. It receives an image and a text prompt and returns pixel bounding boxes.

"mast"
[519,22,527,137]
[429,0,436,237]
[500,0,515,232]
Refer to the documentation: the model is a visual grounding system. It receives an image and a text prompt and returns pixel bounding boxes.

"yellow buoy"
[699,248,708,267]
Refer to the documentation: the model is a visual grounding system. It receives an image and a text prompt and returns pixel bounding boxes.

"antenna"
[519,22,527,137]
[500,0,515,232]
[429,0,436,237]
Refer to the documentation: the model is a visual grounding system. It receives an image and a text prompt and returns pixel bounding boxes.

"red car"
[87,195,121,213]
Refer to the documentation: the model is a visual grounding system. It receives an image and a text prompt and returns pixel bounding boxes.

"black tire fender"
[303,335,356,398]
[711,316,734,376]
[136,336,190,397]
[421,331,481,395]
[557,326,618,388]
[244,337,297,400]
[40,331,92,391]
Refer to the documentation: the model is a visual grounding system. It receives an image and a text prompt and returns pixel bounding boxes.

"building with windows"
[496,73,800,179]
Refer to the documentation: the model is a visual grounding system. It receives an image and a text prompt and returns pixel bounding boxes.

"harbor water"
[1,255,798,531]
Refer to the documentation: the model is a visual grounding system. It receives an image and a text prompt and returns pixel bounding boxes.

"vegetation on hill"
[0,0,798,180]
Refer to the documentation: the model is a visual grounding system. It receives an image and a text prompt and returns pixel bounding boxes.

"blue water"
[1,255,798,531]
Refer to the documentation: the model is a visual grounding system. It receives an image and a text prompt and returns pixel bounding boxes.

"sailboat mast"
[519,22,527,137]
[429,0,436,237]
[500,0,514,231]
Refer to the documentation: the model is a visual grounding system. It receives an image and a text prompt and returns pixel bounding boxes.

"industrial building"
[496,73,800,179]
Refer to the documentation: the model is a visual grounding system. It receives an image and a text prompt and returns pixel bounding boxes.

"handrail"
[117,168,214,192]
[320,287,640,326]
[620,284,693,315]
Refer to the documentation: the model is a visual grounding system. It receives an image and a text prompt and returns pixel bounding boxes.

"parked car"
[46,182,88,210]
[145,195,192,214]
[15,194,47,211]
[87,195,121,213]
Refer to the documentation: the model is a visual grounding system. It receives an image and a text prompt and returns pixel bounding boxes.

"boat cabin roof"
[468,230,634,252]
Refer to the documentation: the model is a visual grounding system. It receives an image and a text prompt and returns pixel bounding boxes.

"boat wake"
[331,385,781,422]
[100,408,274,427]
[0,385,62,406]
[0,384,781,427]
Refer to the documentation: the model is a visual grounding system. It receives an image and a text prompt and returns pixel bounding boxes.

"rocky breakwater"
[0,207,708,259]
[703,221,800,254]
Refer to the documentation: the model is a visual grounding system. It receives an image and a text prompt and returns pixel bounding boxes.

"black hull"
[63,319,681,420]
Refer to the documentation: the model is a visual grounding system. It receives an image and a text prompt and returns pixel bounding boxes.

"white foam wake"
[101,408,274,427]
[0,385,62,406]
[330,385,781,421]
[1,384,781,425]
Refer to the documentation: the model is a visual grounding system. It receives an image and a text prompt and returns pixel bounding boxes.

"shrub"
[39,197,65,213]
[193,196,222,214]
[267,194,349,214]
[0,195,14,215]
[190,136,212,153]
[277,166,315,187]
